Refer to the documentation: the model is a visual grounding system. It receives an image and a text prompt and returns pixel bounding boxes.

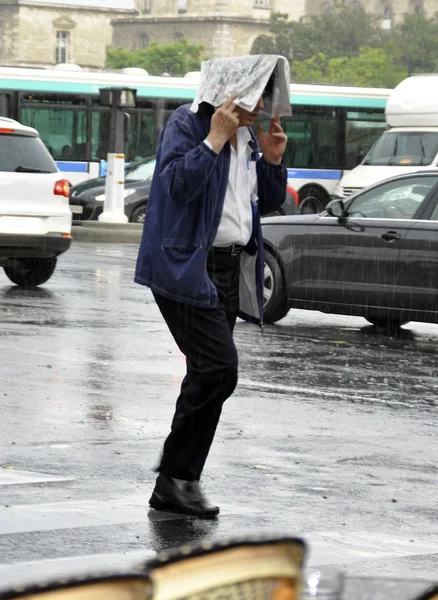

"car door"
[297,175,438,309]
[395,180,438,314]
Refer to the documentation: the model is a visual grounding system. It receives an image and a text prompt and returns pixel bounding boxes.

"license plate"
[0,216,43,233]
[70,205,83,214]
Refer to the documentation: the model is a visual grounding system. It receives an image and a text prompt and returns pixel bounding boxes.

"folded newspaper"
[190,54,291,118]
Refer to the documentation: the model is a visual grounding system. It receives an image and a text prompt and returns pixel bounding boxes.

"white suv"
[0,117,72,288]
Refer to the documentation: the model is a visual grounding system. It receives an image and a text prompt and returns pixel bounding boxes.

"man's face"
[234,95,265,127]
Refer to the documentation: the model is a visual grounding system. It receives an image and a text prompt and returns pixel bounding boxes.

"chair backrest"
[144,535,307,600]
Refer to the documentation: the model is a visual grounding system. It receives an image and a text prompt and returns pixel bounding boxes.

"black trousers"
[153,249,241,481]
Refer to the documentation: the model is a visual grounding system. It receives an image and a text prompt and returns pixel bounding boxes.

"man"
[135,55,290,518]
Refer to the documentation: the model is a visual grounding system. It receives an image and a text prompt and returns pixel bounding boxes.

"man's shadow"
[147,511,219,552]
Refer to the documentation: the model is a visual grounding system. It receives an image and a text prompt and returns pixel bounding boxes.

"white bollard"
[98,153,128,224]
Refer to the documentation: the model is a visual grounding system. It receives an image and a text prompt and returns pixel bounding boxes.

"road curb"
[72,222,143,244]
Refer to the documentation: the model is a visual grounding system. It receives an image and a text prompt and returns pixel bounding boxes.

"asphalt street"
[0,241,437,589]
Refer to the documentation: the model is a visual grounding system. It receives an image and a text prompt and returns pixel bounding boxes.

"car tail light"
[287,185,299,206]
[0,128,14,134]
[54,179,71,198]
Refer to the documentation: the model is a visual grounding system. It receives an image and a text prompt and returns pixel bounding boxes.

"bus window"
[125,108,155,161]
[282,108,341,169]
[20,105,88,160]
[91,109,111,160]
[345,110,386,168]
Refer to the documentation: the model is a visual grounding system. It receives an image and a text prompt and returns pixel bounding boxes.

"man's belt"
[211,244,244,256]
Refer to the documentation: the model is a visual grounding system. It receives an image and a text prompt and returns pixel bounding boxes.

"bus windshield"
[363,131,438,167]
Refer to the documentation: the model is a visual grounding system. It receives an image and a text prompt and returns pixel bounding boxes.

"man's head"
[233,71,275,127]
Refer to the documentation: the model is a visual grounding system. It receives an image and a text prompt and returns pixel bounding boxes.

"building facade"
[112,0,307,59]
[112,0,438,62]
[0,0,136,70]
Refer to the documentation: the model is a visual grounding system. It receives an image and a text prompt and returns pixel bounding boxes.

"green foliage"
[387,13,438,75]
[251,1,383,63]
[251,3,438,87]
[106,39,205,77]
[291,47,408,88]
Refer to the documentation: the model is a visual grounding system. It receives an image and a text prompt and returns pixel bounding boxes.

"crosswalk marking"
[1,476,437,588]
[0,469,74,486]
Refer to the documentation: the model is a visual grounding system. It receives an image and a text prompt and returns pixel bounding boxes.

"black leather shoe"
[149,474,219,518]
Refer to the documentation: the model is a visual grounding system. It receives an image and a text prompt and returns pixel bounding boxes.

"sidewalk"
[71,221,143,244]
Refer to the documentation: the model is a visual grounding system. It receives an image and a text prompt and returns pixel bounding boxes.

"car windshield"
[347,176,438,219]
[363,131,438,167]
[126,159,156,181]
[0,134,57,173]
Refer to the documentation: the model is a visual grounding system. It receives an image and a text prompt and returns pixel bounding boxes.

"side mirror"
[326,199,347,220]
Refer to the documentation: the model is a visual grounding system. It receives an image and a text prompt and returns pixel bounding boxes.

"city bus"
[0,65,390,211]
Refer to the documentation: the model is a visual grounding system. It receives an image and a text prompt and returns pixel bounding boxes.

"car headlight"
[95,194,105,202]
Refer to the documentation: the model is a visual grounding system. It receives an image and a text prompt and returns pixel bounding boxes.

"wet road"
[0,242,437,585]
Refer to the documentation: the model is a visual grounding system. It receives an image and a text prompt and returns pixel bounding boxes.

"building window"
[174,32,184,42]
[56,31,70,64]
[253,0,271,6]
[143,0,151,14]
[177,0,187,13]
[138,33,149,49]
[382,5,392,30]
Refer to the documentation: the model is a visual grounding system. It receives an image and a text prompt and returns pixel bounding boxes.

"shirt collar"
[237,126,252,147]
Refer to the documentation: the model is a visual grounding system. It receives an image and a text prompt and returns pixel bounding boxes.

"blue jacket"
[134,103,287,324]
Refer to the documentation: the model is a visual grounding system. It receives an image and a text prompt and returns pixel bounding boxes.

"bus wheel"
[299,187,328,214]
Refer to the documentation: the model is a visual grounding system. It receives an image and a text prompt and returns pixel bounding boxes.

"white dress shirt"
[204,128,257,247]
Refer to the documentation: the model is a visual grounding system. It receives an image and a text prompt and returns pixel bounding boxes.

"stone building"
[0,0,136,70]
[112,0,307,59]
[112,0,438,61]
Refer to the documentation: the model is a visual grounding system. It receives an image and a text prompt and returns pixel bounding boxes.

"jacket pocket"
[162,237,203,251]
[154,238,211,303]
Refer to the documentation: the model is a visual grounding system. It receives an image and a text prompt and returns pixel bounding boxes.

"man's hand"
[257,114,287,165]
[206,96,239,154]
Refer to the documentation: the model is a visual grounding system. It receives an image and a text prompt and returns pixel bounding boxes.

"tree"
[251,1,383,62]
[106,39,205,77]
[386,13,438,75]
[291,47,408,88]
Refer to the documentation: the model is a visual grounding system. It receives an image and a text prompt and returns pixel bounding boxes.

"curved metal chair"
[143,534,307,600]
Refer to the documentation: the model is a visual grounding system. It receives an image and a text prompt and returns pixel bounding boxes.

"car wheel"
[3,258,57,288]
[366,316,409,330]
[130,205,147,224]
[299,187,328,214]
[263,248,289,324]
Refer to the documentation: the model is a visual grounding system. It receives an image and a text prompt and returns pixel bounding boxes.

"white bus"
[0,65,389,210]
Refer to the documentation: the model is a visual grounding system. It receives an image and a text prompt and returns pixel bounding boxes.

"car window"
[429,201,438,220]
[347,176,438,219]
[0,134,57,173]
[126,159,156,181]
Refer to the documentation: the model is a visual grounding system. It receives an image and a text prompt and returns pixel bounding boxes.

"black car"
[262,171,438,329]
[70,155,299,223]
[69,157,156,223]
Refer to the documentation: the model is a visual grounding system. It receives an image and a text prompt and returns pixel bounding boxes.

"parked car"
[0,117,72,288]
[70,155,299,222]
[262,171,438,328]
[69,156,156,223]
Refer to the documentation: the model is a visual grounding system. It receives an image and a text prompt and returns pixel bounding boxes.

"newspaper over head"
[190,54,292,118]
